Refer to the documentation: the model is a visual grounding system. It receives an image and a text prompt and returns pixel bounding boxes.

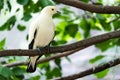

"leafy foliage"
[89,55,105,64]
[17,24,26,31]
[95,40,115,52]
[79,17,90,38]
[0,38,6,50]
[0,16,16,31]
[0,66,25,80]
[6,0,11,12]
[17,0,29,6]
[0,0,120,79]
[22,13,32,21]
[94,69,109,78]
[0,0,3,11]
[0,66,13,78]
[64,24,78,37]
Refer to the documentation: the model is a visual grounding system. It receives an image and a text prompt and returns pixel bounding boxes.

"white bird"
[27,6,59,72]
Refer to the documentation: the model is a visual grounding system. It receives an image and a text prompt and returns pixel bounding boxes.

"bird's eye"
[51,8,54,11]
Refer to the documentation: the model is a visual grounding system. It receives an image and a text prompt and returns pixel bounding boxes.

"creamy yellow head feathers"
[41,6,59,15]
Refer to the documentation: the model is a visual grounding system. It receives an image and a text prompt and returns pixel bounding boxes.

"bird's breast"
[34,25,55,47]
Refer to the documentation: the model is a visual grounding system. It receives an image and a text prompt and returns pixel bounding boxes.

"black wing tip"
[26,67,36,73]
[26,69,36,73]
[26,63,36,73]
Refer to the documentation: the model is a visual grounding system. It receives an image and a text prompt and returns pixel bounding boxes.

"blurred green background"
[0,0,120,80]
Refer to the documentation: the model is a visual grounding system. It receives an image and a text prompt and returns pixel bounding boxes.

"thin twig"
[55,57,120,80]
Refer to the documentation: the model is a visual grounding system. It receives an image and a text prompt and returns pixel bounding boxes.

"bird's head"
[41,6,60,15]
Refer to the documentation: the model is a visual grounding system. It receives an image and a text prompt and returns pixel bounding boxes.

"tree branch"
[3,49,80,67]
[54,0,120,14]
[0,30,120,57]
[55,57,120,80]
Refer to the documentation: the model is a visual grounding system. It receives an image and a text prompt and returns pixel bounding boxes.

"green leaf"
[17,24,26,31]
[0,75,6,80]
[54,58,61,69]
[96,14,111,31]
[45,67,62,79]
[64,24,78,37]
[23,0,36,14]
[112,20,120,30]
[38,62,50,70]
[54,14,71,20]
[17,0,29,6]
[88,18,101,30]
[32,1,42,13]
[116,39,120,46]
[39,0,53,8]
[89,55,105,64]
[22,13,32,21]
[16,8,20,12]
[26,34,28,41]
[56,21,67,31]
[95,40,115,52]
[62,7,74,14]
[7,0,11,11]
[0,66,13,78]
[51,40,57,46]
[23,0,34,13]
[94,69,109,78]
[97,0,103,5]
[0,38,6,50]
[0,16,16,31]
[11,67,25,79]
[79,18,90,38]
[45,69,53,79]
[75,32,82,40]
[52,67,61,77]
[56,40,67,45]
[0,0,3,10]
[30,75,40,80]
[12,67,25,76]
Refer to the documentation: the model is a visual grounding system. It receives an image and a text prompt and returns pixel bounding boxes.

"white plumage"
[27,6,59,72]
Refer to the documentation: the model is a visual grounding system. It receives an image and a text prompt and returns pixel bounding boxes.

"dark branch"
[0,30,120,57]
[3,49,79,67]
[55,57,120,80]
[54,0,120,14]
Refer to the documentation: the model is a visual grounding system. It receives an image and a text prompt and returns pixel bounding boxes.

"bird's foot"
[45,45,50,53]
[36,47,41,53]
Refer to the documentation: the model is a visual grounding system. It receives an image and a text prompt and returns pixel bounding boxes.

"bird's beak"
[57,11,61,14]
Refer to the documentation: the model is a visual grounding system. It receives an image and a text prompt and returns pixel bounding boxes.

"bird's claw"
[36,47,41,52]
[45,46,50,53]
[36,45,50,53]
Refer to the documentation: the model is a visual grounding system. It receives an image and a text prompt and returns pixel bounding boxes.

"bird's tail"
[26,56,39,73]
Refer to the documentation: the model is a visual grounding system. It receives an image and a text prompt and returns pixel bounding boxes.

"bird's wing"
[28,22,38,49]
[29,29,37,49]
